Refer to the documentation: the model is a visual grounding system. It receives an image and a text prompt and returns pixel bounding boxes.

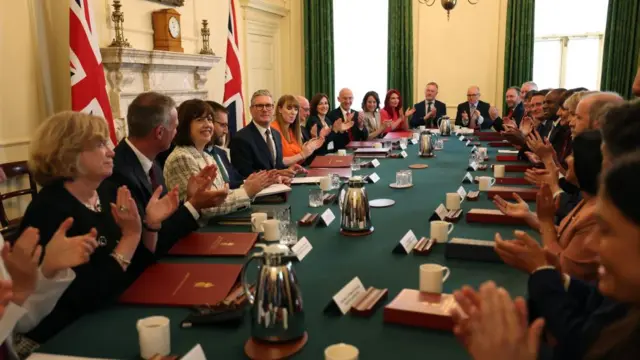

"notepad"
[291,177,324,184]
[498,150,518,154]
[255,184,291,197]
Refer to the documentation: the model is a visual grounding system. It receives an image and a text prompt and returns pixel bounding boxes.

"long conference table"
[37,133,534,359]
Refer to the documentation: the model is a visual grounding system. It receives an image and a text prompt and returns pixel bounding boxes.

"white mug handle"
[442,266,451,282]
[447,223,455,234]
[490,178,496,186]
[251,217,263,232]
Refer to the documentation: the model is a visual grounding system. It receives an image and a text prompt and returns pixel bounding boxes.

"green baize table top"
[38,136,532,359]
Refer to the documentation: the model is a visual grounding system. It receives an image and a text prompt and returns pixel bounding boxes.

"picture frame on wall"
[147,0,185,6]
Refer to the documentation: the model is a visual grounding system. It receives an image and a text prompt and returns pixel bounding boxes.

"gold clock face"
[168,16,180,38]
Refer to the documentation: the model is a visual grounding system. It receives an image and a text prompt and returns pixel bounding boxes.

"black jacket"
[208,146,243,189]
[410,99,447,128]
[229,121,286,178]
[493,102,525,131]
[455,100,493,129]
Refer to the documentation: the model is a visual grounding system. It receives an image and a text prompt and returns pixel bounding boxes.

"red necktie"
[148,166,160,191]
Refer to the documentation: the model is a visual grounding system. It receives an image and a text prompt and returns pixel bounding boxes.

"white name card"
[400,144,407,150]
[327,141,335,151]
[410,138,418,145]
[463,172,474,183]
[435,203,448,220]
[368,173,380,183]
[467,162,478,171]
[291,237,312,261]
[471,146,478,153]
[400,151,408,158]
[320,209,336,226]
[371,158,381,168]
[332,277,366,315]
[399,230,418,254]
[459,135,465,141]
[466,140,471,146]
[457,186,467,200]
[182,344,207,360]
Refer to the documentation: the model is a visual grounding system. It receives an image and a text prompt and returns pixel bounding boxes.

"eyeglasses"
[252,104,274,110]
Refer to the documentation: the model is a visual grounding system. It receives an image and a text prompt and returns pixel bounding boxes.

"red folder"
[346,141,382,149]
[496,155,519,162]
[169,232,258,256]
[306,167,352,178]
[474,130,499,136]
[383,289,462,331]
[466,209,527,225]
[309,155,354,168]
[496,177,529,185]
[477,135,504,142]
[489,141,513,148]
[488,186,538,201]
[383,131,413,140]
[119,263,242,307]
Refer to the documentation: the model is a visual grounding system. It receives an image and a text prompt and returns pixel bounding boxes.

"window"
[533,0,609,90]
[333,0,388,110]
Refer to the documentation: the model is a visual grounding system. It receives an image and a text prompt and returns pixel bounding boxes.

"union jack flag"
[70,0,117,146]
[223,0,245,136]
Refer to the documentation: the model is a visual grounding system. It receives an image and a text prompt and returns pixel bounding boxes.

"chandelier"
[417,0,479,21]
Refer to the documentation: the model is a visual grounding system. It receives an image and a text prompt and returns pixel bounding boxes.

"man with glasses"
[205,101,244,189]
[296,95,312,142]
[230,89,303,178]
[455,85,493,129]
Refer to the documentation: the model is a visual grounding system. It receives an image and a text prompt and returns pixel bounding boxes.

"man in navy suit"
[230,89,303,178]
[205,101,244,189]
[489,86,525,131]
[410,82,447,128]
[326,88,368,150]
[455,85,493,129]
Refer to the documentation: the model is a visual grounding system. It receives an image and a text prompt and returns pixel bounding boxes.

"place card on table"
[462,172,474,184]
[400,151,408,158]
[392,230,419,254]
[365,172,380,183]
[324,276,367,315]
[291,237,312,261]
[400,144,407,150]
[457,186,467,200]
[318,209,336,227]
[466,162,479,171]
[410,138,418,145]
[465,140,471,147]
[371,158,381,168]
[458,135,465,141]
[429,203,448,221]
[470,146,478,153]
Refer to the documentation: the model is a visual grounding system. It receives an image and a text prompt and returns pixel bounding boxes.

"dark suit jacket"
[548,122,572,158]
[410,99,447,128]
[493,102,525,131]
[305,115,340,156]
[527,269,629,360]
[206,146,243,189]
[327,107,368,143]
[229,121,286,178]
[455,100,493,129]
[101,140,199,255]
[537,119,555,139]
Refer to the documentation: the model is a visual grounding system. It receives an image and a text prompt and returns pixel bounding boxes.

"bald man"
[296,95,312,142]
[570,92,625,138]
[327,88,368,150]
[455,85,493,129]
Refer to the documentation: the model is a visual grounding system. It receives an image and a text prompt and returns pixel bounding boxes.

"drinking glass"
[330,173,341,189]
[399,138,408,148]
[402,170,413,185]
[395,171,405,186]
[309,188,323,207]
[351,159,361,171]
[468,153,479,167]
[435,140,444,150]
[280,223,298,246]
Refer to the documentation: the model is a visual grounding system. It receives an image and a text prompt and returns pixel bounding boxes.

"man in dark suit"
[489,86,525,131]
[455,85,493,129]
[102,92,229,254]
[326,88,368,149]
[410,82,447,128]
[204,101,244,189]
[230,89,303,178]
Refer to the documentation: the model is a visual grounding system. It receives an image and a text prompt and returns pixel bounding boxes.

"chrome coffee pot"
[419,130,436,156]
[438,116,454,136]
[241,243,305,343]
[338,176,373,232]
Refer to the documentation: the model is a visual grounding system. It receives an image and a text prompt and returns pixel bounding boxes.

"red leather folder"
[119,263,242,307]
[474,130,499,136]
[346,141,382,149]
[306,167,352,178]
[496,177,529,185]
[477,135,504,142]
[309,155,354,168]
[169,232,259,256]
[488,141,513,148]
[383,289,462,331]
[466,209,527,225]
[487,186,538,201]
[383,131,413,140]
[496,155,519,162]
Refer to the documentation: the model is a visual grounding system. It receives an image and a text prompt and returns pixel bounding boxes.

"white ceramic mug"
[446,193,460,210]
[251,212,268,233]
[137,316,170,360]
[477,147,488,158]
[478,176,496,191]
[337,149,347,156]
[262,219,281,241]
[494,164,505,178]
[430,220,454,243]
[319,176,332,191]
[419,264,451,294]
[418,125,426,131]
[325,343,359,360]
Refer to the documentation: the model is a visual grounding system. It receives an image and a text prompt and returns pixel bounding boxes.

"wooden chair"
[0,161,37,241]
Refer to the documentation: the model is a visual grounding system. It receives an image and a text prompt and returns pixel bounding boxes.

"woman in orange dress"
[379,89,416,132]
[271,95,324,166]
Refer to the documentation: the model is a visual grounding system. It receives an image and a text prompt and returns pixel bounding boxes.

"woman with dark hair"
[305,93,349,155]
[361,91,391,139]
[163,99,273,217]
[453,150,640,360]
[380,89,415,132]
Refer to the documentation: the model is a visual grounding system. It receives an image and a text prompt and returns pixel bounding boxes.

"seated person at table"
[327,88,369,143]
[506,131,604,281]
[1,223,98,358]
[295,95,312,142]
[455,86,493,129]
[380,89,415,132]
[204,100,244,189]
[601,99,640,170]
[410,82,447,129]
[17,111,179,345]
[489,86,524,131]
[305,93,349,155]
[361,91,391,139]
[164,99,274,218]
[230,89,304,178]
[270,94,324,166]
[456,152,640,360]
[102,92,229,255]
